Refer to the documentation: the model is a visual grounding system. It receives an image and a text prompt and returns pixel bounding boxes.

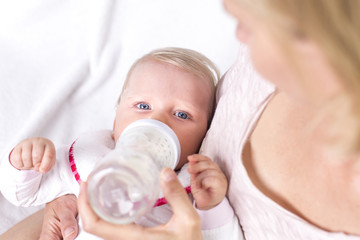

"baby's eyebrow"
[177,103,204,115]
[124,95,146,101]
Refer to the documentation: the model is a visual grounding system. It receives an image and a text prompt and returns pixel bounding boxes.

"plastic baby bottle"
[87,119,180,224]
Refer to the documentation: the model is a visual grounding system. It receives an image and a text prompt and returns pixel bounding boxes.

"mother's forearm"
[0,209,44,240]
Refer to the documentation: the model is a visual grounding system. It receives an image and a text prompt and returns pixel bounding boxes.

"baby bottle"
[87,119,180,224]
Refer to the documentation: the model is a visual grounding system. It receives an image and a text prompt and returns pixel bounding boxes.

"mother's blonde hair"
[239,0,360,152]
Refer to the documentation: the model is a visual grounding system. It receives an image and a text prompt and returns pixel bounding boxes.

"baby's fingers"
[32,142,45,171]
[9,138,55,172]
[20,141,34,169]
[188,154,211,163]
[192,169,222,189]
[187,155,217,174]
[38,140,56,173]
[9,145,25,169]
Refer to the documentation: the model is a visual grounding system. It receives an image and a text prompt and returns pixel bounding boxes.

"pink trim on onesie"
[68,140,81,184]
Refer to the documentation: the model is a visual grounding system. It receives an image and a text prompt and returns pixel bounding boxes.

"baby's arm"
[0,137,56,206]
[9,137,56,173]
[187,154,244,240]
[1,138,77,207]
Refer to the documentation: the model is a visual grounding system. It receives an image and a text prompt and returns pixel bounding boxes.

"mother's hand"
[39,194,79,240]
[78,168,202,240]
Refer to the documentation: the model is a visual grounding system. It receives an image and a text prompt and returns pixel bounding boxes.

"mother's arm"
[0,209,43,240]
[0,194,79,240]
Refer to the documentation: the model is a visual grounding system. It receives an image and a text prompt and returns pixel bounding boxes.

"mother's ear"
[236,22,251,44]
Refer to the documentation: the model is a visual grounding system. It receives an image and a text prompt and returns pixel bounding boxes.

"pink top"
[199,46,360,240]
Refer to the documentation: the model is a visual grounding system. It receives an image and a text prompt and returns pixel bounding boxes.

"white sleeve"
[0,145,79,207]
[197,198,245,240]
[201,215,244,240]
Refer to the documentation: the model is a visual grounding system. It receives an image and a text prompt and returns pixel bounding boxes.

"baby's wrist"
[195,198,234,230]
[195,200,221,211]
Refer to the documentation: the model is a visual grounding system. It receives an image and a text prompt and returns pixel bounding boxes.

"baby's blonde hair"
[118,47,220,126]
[238,0,360,153]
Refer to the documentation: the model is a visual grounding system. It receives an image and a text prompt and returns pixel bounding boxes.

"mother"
[5,0,360,239]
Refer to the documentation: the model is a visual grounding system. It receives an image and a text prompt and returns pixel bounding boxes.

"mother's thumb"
[160,168,199,219]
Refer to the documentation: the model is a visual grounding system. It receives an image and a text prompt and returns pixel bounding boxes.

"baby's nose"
[147,113,169,127]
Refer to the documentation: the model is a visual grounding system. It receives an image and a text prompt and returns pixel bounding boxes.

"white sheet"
[0,0,239,234]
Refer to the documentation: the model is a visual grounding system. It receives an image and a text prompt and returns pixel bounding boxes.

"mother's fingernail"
[64,227,75,238]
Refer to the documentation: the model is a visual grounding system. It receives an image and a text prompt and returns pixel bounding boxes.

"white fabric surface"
[0,0,239,234]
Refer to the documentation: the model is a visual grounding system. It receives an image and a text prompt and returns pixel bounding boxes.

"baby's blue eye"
[175,111,189,119]
[137,103,150,110]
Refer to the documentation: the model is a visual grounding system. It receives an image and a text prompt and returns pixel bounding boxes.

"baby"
[0,47,236,239]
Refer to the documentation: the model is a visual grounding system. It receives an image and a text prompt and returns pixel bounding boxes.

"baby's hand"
[9,137,56,173]
[187,154,228,210]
